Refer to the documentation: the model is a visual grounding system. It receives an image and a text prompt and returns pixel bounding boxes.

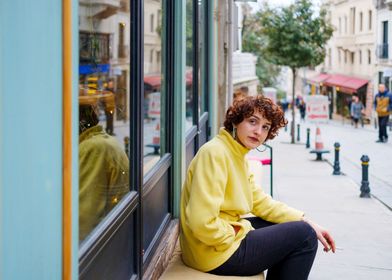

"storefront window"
[198,0,206,114]
[78,0,131,243]
[185,0,194,130]
[143,0,165,174]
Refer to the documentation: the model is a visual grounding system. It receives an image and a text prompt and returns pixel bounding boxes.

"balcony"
[375,0,387,9]
[386,0,392,10]
[377,43,389,59]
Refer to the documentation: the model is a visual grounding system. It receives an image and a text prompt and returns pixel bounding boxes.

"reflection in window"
[198,0,206,114]
[185,0,194,130]
[78,0,131,243]
[143,0,164,174]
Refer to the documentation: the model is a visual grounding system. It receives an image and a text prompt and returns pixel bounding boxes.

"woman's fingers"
[323,231,336,253]
[317,233,330,252]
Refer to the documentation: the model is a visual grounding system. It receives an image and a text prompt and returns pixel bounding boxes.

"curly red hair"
[224,95,287,140]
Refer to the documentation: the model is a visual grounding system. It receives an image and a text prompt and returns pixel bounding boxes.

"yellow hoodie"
[180,128,304,272]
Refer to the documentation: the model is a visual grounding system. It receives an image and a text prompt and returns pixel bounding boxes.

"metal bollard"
[332,142,341,175]
[306,128,310,148]
[297,124,300,142]
[360,155,371,198]
[124,136,130,158]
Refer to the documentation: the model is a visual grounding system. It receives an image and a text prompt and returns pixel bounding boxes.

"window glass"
[185,0,194,130]
[143,0,165,174]
[78,0,131,243]
[198,0,206,114]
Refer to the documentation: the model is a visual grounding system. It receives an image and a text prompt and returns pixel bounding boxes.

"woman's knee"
[291,221,318,251]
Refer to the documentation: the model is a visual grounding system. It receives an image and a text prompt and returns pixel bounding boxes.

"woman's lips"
[249,136,259,143]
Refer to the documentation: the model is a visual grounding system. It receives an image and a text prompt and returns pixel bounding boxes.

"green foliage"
[242,10,281,87]
[259,0,334,69]
[276,88,287,100]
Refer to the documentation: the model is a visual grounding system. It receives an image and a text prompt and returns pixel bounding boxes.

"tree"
[242,6,281,88]
[259,0,333,143]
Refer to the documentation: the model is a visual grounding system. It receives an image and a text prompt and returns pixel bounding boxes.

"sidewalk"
[249,132,392,280]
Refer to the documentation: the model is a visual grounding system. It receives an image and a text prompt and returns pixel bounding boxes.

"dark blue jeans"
[378,116,389,141]
[209,217,318,280]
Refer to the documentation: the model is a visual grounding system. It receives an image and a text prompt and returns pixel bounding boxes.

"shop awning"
[324,74,368,94]
[144,72,193,89]
[308,73,330,84]
[144,75,162,89]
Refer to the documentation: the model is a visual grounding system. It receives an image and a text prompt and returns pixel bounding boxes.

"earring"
[256,145,267,152]
[232,127,237,139]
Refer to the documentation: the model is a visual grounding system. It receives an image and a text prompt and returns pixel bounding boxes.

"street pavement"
[290,113,392,210]
[249,114,392,279]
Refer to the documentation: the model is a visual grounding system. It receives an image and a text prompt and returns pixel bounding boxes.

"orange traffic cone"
[152,122,160,145]
[314,127,324,150]
[310,126,329,160]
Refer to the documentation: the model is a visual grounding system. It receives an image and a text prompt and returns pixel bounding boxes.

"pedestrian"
[180,95,336,279]
[374,84,392,143]
[350,95,364,128]
[299,99,306,121]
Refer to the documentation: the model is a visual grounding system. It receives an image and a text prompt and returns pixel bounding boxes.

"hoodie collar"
[79,125,105,143]
[217,127,250,158]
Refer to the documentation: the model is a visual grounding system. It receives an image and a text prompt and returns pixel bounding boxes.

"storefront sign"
[148,92,161,119]
[306,95,329,123]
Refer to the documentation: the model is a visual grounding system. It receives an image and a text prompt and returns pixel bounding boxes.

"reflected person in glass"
[79,104,129,242]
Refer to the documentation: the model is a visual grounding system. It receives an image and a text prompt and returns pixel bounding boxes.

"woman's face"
[235,111,271,149]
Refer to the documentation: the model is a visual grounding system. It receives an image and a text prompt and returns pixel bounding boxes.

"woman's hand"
[303,217,336,253]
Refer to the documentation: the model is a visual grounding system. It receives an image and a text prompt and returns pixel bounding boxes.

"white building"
[311,0,377,119]
[374,0,392,90]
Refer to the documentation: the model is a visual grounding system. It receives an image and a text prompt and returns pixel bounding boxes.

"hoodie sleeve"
[250,173,304,223]
[184,147,236,250]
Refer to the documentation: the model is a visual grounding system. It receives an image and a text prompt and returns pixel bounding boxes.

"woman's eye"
[249,119,257,125]
[263,125,270,131]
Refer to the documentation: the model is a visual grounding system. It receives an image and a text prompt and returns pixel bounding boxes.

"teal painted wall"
[72,0,80,279]
[0,1,63,279]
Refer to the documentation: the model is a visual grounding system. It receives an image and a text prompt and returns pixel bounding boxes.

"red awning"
[308,73,330,84]
[144,75,161,88]
[185,70,193,86]
[324,74,368,93]
[341,78,368,92]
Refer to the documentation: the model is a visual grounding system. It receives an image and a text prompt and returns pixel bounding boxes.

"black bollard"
[360,155,371,198]
[306,128,310,148]
[297,124,300,142]
[332,142,341,175]
[124,136,130,158]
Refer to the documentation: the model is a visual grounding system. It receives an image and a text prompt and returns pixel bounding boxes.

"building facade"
[375,0,392,89]
[0,0,257,279]
[308,0,377,119]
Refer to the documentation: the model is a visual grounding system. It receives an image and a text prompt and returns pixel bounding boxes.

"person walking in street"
[299,99,306,122]
[180,95,336,279]
[350,95,364,128]
[374,84,392,143]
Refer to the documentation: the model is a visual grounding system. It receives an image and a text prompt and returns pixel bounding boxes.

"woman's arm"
[302,216,336,253]
[184,149,236,249]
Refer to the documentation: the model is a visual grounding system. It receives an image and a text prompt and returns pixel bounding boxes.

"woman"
[180,96,335,279]
[350,95,364,128]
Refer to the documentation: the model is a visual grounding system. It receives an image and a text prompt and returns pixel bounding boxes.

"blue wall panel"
[0,1,63,279]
